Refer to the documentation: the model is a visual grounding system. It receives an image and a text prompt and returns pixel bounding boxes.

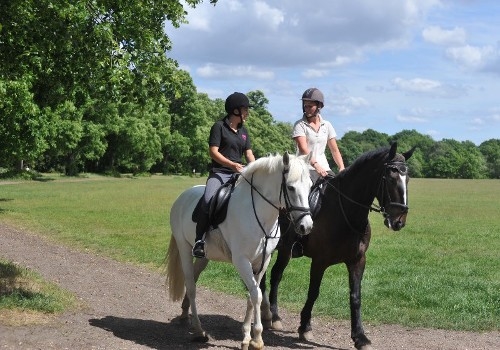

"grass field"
[0,174,498,331]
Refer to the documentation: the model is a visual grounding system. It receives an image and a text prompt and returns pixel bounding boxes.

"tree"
[390,129,435,178]
[339,129,390,166]
[479,139,500,179]
[246,90,294,158]
[0,0,215,175]
[425,139,487,179]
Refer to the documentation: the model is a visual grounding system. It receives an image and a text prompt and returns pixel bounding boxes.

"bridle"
[378,161,409,218]
[240,166,311,274]
[327,160,409,235]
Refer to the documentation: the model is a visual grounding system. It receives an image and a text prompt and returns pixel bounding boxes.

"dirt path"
[0,223,498,350]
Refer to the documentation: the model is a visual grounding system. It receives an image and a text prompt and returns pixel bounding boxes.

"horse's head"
[281,152,314,236]
[378,142,415,231]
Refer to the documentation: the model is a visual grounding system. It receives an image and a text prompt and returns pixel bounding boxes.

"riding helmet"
[225,92,252,114]
[301,88,324,108]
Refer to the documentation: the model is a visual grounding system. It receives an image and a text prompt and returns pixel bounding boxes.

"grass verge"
[0,259,78,326]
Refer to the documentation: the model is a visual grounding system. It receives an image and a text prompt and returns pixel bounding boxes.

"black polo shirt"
[209,118,252,173]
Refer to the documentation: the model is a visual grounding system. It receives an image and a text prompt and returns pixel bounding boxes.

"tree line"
[1,0,499,179]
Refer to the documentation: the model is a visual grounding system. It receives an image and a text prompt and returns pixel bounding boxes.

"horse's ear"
[403,146,416,161]
[283,151,290,167]
[388,142,397,160]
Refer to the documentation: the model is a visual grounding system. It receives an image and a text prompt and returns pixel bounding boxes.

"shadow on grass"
[89,314,345,350]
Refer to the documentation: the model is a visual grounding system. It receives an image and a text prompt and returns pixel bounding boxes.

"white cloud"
[396,114,428,123]
[391,77,468,98]
[254,1,284,30]
[393,77,441,93]
[302,69,329,78]
[422,25,466,46]
[445,44,496,69]
[197,63,274,80]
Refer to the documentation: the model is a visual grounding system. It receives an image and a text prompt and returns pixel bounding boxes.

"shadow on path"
[89,314,345,350]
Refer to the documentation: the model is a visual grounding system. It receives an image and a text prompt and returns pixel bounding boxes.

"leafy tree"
[390,129,435,178]
[0,80,49,169]
[246,90,294,158]
[339,129,390,166]
[425,139,487,179]
[479,139,500,179]
[0,0,215,175]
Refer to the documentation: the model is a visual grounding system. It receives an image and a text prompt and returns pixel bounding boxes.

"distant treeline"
[1,1,498,179]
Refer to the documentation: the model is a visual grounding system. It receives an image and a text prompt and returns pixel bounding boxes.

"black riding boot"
[192,211,209,258]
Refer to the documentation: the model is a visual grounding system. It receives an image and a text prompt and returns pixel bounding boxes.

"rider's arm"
[209,146,244,173]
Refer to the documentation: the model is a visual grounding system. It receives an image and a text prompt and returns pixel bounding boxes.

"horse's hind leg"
[177,248,208,342]
[180,258,209,325]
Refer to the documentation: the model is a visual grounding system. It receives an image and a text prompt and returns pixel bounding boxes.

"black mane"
[337,146,391,180]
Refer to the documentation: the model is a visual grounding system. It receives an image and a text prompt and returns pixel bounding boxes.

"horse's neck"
[236,172,282,229]
[337,169,380,205]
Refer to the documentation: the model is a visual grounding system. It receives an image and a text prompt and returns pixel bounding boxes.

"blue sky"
[164,0,500,145]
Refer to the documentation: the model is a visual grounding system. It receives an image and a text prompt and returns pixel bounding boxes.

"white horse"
[166,152,314,350]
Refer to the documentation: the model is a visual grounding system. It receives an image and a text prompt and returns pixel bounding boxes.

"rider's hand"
[232,162,245,173]
[314,163,328,177]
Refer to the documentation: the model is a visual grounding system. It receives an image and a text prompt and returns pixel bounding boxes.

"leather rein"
[240,167,311,274]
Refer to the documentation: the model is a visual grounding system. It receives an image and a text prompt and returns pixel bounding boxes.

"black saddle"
[309,175,330,219]
[192,173,240,228]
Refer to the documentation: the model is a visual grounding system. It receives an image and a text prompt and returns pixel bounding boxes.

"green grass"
[0,176,499,331]
[0,259,77,314]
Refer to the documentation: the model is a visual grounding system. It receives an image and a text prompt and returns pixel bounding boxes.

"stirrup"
[192,240,206,258]
[291,241,303,258]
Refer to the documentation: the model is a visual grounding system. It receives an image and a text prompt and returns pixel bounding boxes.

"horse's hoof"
[271,320,283,331]
[299,330,313,341]
[357,344,374,350]
[191,332,209,343]
[249,339,264,350]
[241,343,249,350]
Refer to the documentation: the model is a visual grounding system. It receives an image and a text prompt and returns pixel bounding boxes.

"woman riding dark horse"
[260,142,414,350]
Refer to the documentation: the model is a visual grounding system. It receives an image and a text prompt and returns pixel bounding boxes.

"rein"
[241,167,311,275]
[324,161,409,235]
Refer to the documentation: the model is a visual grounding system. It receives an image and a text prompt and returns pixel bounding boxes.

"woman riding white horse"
[166,152,313,350]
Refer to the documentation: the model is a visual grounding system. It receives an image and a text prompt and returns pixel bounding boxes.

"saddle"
[309,175,330,219]
[192,173,240,228]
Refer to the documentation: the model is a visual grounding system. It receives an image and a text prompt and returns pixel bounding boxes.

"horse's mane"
[240,153,308,184]
[338,146,391,179]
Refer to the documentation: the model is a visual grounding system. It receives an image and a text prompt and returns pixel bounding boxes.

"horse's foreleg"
[267,248,292,330]
[241,295,254,350]
[235,259,265,350]
[347,259,373,350]
[298,260,326,342]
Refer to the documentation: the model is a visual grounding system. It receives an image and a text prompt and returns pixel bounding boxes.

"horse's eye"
[287,185,296,192]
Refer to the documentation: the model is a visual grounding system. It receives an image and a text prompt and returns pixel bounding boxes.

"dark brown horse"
[259,142,414,350]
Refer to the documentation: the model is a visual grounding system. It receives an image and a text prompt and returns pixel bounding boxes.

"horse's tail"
[165,235,186,301]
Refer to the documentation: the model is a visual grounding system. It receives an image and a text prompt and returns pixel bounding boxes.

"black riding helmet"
[225,92,252,116]
[301,88,324,114]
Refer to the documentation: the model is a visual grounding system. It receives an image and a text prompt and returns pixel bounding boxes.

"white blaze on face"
[400,174,408,205]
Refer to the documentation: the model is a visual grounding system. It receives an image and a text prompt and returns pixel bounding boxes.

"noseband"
[378,161,409,219]
[279,168,312,225]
